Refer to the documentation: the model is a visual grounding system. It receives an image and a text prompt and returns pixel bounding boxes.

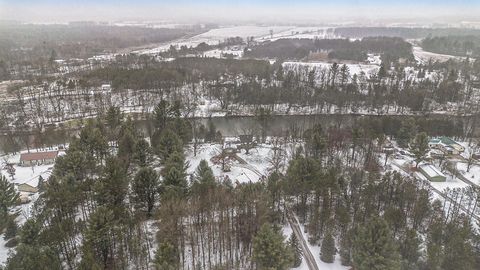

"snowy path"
[287,210,319,270]
[391,159,480,223]
[448,161,479,188]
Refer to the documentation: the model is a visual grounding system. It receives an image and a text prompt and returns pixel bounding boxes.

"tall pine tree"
[352,217,401,270]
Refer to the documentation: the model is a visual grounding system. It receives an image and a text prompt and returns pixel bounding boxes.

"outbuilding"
[19,151,58,166]
[419,164,447,182]
[17,183,39,193]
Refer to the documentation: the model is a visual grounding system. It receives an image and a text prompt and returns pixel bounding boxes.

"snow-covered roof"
[20,151,58,162]
[419,164,445,179]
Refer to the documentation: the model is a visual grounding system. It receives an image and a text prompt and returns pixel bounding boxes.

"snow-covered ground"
[0,237,10,266]
[283,221,349,270]
[266,27,339,42]
[136,25,294,55]
[135,25,339,55]
[201,48,244,59]
[185,139,295,184]
[0,149,62,265]
[424,173,469,192]
[412,46,471,64]
[0,151,56,188]
[456,162,480,186]
[283,61,380,79]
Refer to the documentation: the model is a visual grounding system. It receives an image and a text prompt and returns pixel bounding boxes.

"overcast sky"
[1,0,479,24]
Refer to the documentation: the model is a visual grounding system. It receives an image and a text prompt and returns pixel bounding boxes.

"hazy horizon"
[1,0,480,26]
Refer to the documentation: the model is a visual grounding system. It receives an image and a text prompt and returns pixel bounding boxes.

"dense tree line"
[333,27,480,39]
[281,122,480,270]
[422,36,480,57]
[244,37,413,62]
[0,22,206,78]
[2,101,480,269]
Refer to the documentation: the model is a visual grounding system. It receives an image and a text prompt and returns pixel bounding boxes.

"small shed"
[17,183,39,193]
[419,164,447,182]
[101,84,111,92]
[19,151,58,166]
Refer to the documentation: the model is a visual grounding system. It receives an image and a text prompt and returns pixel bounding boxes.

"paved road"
[286,210,319,270]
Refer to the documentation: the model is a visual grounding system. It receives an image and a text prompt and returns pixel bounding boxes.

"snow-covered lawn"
[185,143,269,184]
[1,152,55,187]
[0,149,62,266]
[456,162,480,186]
[185,138,298,184]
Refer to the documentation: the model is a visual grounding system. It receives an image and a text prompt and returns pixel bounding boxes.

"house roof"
[419,164,446,179]
[429,137,464,151]
[17,183,39,193]
[20,151,58,162]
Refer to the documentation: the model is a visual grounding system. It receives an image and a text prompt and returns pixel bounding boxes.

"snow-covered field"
[412,46,471,64]
[135,25,339,55]
[266,27,339,42]
[136,25,293,55]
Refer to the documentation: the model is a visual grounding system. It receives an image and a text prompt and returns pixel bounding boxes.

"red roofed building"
[19,151,58,166]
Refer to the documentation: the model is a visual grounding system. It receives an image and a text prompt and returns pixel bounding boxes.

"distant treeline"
[334,27,480,39]
[421,36,480,57]
[0,23,204,63]
[82,57,272,89]
[244,37,413,63]
[159,37,244,58]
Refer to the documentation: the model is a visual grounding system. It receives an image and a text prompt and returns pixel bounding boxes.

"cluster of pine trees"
[2,100,480,270]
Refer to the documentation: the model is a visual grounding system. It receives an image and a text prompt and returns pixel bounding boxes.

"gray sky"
[1,1,479,25]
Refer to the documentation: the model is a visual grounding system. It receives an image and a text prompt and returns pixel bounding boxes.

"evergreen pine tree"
[0,175,19,219]
[133,138,152,167]
[288,233,302,268]
[94,157,128,218]
[81,206,116,269]
[253,223,293,270]
[441,219,475,270]
[194,159,215,187]
[5,244,62,270]
[154,241,179,270]
[117,128,136,158]
[163,167,188,195]
[397,118,417,148]
[410,132,429,168]
[339,231,352,266]
[320,232,336,263]
[352,217,401,270]
[3,215,17,241]
[154,129,183,161]
[132,167,159,217]
[399,229,420,269]
[37,175,45,192]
